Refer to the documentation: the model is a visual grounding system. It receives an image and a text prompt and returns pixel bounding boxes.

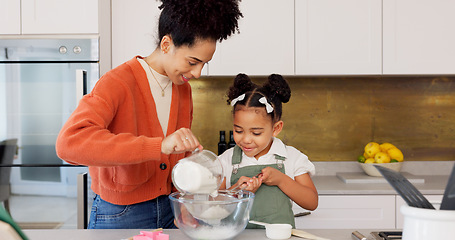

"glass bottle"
[218,131,227,155]
[228,130,236,148]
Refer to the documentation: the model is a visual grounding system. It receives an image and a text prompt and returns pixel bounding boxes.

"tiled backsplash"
[189,76,455,162]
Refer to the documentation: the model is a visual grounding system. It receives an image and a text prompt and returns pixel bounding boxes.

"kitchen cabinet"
[111,0,294,76]
[0,0,98,35]
[295,0,382,75]
[21,0,98,34]
[111,0,161,68]
[293,194,444,229]
[395,194,442,229]
[0,0,21,34]
[207,0,294,76]
[383,0,455,74]
[108,0,454,76]
[111,0,208,75]
[293,195,396,229]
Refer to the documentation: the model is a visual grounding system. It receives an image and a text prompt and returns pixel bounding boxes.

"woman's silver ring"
[185,137,189,140]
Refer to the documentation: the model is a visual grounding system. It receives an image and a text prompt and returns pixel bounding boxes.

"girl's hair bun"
[227,73,290,122]
[227,73,257,104]
[262,74,291,104]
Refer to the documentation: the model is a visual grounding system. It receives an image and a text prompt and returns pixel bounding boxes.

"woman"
[56,0,242,229]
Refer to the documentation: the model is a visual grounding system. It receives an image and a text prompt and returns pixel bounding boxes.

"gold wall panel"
[189,76,455,162]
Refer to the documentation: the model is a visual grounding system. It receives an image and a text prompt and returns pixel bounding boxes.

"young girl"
[219,73,318,228]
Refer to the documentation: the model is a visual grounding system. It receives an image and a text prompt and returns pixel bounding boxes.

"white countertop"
[313,175,448,195]
[23,228,387,240]
[312,161,452,195]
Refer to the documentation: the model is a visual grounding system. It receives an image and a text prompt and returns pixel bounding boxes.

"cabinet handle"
[294,211,311,217]
[75,69,87,104]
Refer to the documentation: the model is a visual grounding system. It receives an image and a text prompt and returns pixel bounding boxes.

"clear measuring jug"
[171,149,224,195]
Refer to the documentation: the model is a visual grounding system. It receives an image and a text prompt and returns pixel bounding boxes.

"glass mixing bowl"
[169,190,255,240]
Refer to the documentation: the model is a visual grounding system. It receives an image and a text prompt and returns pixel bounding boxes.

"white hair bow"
[230,93,245,106]
[259,97,274,113]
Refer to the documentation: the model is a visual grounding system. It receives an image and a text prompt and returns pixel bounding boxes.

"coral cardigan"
[56,57,192,205]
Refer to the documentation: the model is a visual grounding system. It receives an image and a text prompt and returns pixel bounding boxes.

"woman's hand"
[260,166,285,186]
[161,128,203,155]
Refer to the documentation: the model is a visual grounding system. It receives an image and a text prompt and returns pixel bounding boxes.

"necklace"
[147,65,171,97]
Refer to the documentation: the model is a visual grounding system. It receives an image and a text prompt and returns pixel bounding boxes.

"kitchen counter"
[22,228,388,240]
[313,175,449,195]
[312,161,452,195]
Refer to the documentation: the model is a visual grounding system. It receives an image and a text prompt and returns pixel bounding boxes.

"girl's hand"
[260,166,285,186]
[161,128,203,155]
[231,175,262,193]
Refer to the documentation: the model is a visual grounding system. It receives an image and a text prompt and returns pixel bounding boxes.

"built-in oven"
[0,36,98,198]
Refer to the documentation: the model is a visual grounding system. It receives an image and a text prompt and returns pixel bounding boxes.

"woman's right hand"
[161,128,203,155]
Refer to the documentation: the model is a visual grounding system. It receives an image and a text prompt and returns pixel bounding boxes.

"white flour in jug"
[173,160,218,194]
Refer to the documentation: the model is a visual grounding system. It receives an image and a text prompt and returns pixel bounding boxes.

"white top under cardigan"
[219,137,316,188]
[137,58,172,136]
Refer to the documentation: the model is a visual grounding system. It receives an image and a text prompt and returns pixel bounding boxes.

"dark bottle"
[228,130,236,148]
[218,131,227,155]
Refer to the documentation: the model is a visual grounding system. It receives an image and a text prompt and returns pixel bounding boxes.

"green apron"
[230,146,295,229]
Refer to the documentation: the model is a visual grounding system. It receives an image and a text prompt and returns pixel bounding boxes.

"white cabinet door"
[383,0,455,74]
[208,0,294,76]
[0,0,21,34]
[395,195,443,229]
[111,0,161,69]
[295,0,382,75]
[111,0,209,75]
[293,195,396,229]
[21,0,98,34]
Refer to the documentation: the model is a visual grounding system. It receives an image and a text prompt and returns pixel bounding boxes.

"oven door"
[0,61,98,196]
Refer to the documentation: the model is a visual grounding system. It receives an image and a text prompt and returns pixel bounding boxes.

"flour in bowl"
[199,205,231,219]
[186,225,239,240]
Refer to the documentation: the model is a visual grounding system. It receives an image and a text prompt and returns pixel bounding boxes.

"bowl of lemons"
[357,142,404,177]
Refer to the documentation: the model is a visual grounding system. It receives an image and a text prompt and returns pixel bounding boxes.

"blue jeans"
[88,194,177,229]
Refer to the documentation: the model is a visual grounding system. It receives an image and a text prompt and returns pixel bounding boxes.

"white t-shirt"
[137,58,172,136]
[219,137,316,188]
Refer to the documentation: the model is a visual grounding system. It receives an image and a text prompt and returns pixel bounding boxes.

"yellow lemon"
[388,148,404,162]
[380,142,397,152]
[363,152,369,158]
[364,158,375,164]
[375,152,391,163]
[364,142,380,158]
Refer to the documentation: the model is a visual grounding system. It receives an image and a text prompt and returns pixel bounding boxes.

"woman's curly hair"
[227,73,291,122]
[158,0,243,47]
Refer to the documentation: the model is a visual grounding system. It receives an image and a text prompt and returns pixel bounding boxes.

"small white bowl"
[265,223,292,239]
[249,220,292,239]
[358,162,403,177]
